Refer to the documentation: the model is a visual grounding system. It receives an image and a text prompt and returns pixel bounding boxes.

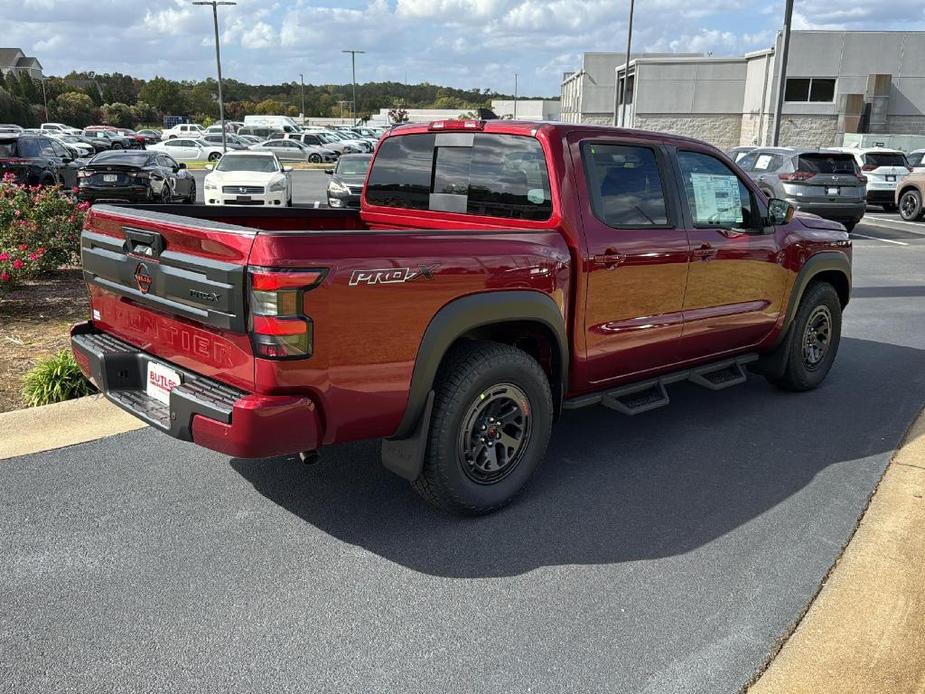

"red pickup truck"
[71,120,852,514]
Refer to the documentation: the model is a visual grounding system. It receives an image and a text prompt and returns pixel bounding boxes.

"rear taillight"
[857,175,868,184]
[778,171,813,182]
[861,163,876,172]
[248,268,325,359]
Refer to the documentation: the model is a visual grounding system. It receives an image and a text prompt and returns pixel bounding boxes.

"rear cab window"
[365,132,553,221]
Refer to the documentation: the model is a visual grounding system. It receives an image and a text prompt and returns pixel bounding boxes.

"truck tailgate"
[80,205,257,391]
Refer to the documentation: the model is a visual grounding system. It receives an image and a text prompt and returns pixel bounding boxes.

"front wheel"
[899,189,923,221]
[411,341,553,515]
[766,282,842,392]
[207,152,222,162]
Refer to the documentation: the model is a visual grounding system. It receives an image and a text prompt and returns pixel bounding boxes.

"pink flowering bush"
[0,175,87,292]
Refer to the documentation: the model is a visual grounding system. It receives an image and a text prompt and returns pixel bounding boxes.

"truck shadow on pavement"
[231,336,925,578]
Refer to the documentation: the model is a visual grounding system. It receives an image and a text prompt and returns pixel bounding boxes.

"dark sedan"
[0,134,79,187]
[77,150,196,204]
[325,153,371,208]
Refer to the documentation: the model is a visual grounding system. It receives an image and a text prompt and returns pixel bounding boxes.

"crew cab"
[71,121,852,515]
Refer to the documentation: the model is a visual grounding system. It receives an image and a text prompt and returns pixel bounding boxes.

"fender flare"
[776,251,851,344]
[382,291,569,480]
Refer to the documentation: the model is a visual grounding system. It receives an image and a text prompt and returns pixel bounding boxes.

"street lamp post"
[40,78,48,123]
[342,49,365,125]
[771,0,795,146]
[616,0,636,127]
[513,73,518,119]
[193,0,236,153]
[299,73,305,123]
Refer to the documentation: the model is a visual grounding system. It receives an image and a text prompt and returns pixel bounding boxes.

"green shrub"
[22,350,96,407]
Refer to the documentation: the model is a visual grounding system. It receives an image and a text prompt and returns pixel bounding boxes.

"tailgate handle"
[123,227,164,258]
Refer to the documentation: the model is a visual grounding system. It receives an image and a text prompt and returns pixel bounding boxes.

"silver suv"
[736,148,866,232]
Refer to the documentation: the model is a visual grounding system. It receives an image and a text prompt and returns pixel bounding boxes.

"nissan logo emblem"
[134,262,152,294]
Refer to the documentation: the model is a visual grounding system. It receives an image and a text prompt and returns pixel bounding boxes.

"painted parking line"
[851,233,909,246]
[863,216,925,236]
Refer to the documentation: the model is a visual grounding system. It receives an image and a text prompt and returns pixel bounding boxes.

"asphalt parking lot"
[2,216,924,693]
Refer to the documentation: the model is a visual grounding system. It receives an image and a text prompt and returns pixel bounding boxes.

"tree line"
[0,70,537,128]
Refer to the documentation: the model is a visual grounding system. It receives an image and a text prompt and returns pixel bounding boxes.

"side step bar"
[563,354,758,416]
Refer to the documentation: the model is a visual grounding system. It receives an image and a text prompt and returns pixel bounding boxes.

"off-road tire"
[411,340,553,515]
[767,281,842,392]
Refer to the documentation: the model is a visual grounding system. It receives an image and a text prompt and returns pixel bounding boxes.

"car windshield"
[864,152,908,168]
[909,153,924,167]
[314,132,339,144]
[216,155,279,173]
[337,156,372,176]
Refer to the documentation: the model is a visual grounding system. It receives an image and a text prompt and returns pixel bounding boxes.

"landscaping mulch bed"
[0,270,88,413]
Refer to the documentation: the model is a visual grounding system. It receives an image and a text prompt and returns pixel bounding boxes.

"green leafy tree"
[52,91,97,127]
[100,102,134,128]
[139,76,186,115]
[255,98,284,114]
[130,101,158,126]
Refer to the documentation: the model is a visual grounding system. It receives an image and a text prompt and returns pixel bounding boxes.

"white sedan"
[203,151,292,207]
[148,138,225,163]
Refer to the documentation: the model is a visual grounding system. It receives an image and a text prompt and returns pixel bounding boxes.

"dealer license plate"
[103,174,118,183]
[146,361,182,406]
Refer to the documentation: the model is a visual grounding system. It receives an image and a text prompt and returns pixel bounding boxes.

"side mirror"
[324,169,334,175]
[281,166,291,173]
[767,198,794,226]
[178,162,187,170]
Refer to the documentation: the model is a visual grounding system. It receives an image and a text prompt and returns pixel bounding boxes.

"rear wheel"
[160,183,172,203]
[899,189,923,221]
[111,143,122,150]
[185,181,196,204]
[207,152,222,162]
[411,341,553,515]
[308,153,321,164]
[766,282,842,392]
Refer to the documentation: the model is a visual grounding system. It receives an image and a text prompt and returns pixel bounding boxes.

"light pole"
[299,73,305,122]
[40,78,48,123]
[616,0,636,127]
[771,0,795,146]
[513,73,518,119]
[193,0,236,153]
[342,49,365,125]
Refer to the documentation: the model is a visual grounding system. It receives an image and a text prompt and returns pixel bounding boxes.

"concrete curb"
[0,395,146,460]
[748,410,925,693]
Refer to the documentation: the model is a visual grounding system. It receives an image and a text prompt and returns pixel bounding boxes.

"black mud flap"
[381,390,435,481]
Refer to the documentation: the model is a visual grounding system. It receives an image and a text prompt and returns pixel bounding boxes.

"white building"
[561,32,925,150]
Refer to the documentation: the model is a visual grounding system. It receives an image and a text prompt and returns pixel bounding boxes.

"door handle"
[692,243,718,261]
[592,249,626,270]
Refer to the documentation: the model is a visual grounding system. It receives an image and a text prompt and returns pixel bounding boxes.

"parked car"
[135,129,163,145]
[71,119,852,515]
[0,133,79,187]
[81,129,133,150]
[249,138,337,163]
[161,123,206,140]
[40,122,81,135]
[237,134,263,145]
[148,138,225,162]
[242,115,302,133]
[907,149,925,172]
[48,134,96,158]
[326,153,371,208]
[85,126,145,149]
[77,149,195,204]
[202,133,249,150]
[728,145,756,163]
[237,125,284,140]
[895,169,925,221]
[737,148,866,231]
[203,151,291,207]
[829,147,910,211]
[300,129,364,155]
[0,123,24,134]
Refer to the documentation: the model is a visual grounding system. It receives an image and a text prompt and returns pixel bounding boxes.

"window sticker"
[754,154,773,171]
[690,173,743,225]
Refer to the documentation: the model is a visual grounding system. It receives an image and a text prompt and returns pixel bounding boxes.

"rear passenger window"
[581,143,669,227]
[365,133,552,221]
[678,151,756,230]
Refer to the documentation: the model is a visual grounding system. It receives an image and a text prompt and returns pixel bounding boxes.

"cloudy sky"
[4,0,924,95]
